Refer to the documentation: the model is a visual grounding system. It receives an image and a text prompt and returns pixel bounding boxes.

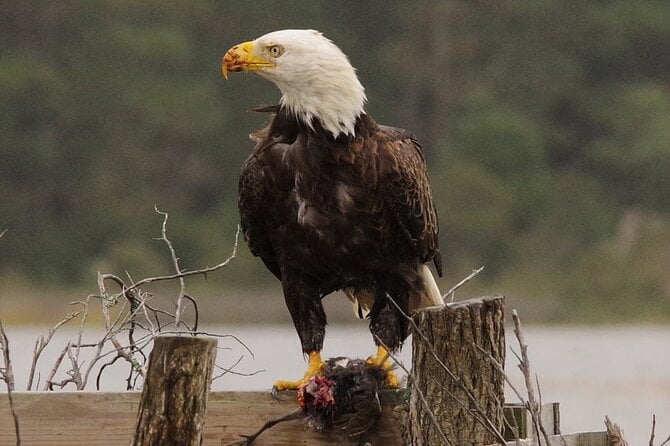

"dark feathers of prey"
[228,357,389,445]
[300,357,388,437]
[239,104,442,354]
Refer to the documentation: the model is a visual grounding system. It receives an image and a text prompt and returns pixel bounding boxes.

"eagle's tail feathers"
[409,264,443,313]
[344,288,374,319]
[344,264,443,318]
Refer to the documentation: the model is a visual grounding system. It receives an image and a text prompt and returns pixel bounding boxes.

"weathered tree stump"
[132,335,217,446]
[407,296,506,445]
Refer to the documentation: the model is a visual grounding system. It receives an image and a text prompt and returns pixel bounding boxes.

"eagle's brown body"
[239,106,441,354]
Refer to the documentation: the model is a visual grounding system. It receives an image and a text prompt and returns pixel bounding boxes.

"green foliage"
[1,1,669,320]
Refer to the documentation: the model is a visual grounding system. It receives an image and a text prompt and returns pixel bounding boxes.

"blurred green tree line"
[1,1,669,320]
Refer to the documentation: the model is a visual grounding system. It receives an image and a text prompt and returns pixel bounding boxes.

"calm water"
[2,324,669,443]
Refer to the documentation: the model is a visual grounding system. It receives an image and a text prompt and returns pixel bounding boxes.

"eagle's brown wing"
[376,126,442,276]
[238,132,285,280]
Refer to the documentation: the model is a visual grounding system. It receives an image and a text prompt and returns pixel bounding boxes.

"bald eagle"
[222,29,443,391]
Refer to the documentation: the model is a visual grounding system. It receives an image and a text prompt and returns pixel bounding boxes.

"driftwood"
[131,335,217,446]
[407,295,506,445]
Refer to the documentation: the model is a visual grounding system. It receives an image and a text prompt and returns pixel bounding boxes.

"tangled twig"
[24,211,250,393]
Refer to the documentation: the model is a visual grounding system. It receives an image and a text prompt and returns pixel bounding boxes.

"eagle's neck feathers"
[275,70,366,138]
[255,30,367,138]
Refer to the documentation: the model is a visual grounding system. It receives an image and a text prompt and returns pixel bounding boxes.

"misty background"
[1,1,669,324]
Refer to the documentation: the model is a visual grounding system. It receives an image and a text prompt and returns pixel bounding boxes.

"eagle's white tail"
[344,264,443,318]
[409,264,443,312]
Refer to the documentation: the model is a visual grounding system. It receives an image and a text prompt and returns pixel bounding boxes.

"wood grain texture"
[0,390,404,445]
[408,296,506,445]
[132,336,217,446]
[0,391,585,445]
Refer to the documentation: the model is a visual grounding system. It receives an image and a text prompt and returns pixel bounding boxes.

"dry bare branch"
[121,224,240,296]
[0,321,20,445]
[605,415,628,446]
[154,206,188,329]
[0,321,15,391]
[212,356,264,381]
[43,342,69,390]
[475,344,525,406]
[443,265,485,302]
[66,344,83,388]
[27,310,82,390]
[650,415,657,446]
[647,415,670,446]
[512,310,552,446]
[14,214,244,394]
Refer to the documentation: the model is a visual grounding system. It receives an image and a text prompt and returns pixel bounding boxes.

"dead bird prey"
[227,357,390,445]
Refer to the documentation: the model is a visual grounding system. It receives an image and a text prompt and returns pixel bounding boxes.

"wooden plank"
[504,402,560,439]
[0,391,404,446]
[491,431,608,446]
[0,392,138,446]
[0,391,578,445]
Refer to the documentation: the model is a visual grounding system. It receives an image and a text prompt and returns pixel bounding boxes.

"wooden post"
[407,296,506,445]
[132,335,217,446]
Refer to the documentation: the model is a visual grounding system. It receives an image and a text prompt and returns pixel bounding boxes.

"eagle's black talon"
[270,385,284,401]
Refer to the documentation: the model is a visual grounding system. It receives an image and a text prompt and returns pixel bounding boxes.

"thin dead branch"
[651,415,657,446]
[512,309,551,446]
[27,310,82,390]
[648,415,670,446]
[605,415,629,446]
[224,409,304,446]
[0,322,15,391]
[212,356,264,381]
[154,206,188,329]
[0,321,21,445]
[121,224,240,296]
[443,265,485,302]
[43,342,69,390]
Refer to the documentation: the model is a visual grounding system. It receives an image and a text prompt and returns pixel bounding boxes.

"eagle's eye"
[267,45,284,58]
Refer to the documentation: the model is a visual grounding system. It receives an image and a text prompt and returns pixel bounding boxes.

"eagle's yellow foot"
[272,351,324,393]
[367,345,399,388]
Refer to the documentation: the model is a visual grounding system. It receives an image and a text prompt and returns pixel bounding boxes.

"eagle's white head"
[222,29,367,137]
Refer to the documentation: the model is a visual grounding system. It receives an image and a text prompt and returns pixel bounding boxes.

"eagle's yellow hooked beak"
[221,40,275,79]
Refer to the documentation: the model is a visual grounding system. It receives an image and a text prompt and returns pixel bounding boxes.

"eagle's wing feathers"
[376,127,442,276]
[238,136,283,280]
